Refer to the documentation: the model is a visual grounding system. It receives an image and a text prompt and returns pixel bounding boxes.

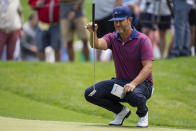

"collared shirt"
[103,27,154,85]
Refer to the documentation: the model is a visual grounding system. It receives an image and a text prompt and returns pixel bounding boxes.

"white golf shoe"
[109,106,130,126]
[137,112,148,127]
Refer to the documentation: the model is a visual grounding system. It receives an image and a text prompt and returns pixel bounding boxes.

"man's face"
[114,18,131,34]
[31,14,38,28]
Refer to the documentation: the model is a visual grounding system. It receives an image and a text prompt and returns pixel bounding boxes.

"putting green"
[0,116,194,131]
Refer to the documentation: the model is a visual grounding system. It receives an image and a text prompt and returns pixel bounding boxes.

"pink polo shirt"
[103,27,154,85]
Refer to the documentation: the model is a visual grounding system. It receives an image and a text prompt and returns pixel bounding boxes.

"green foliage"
[0,57,196,129]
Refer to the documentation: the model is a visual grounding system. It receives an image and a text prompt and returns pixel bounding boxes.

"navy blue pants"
[84,78,153,117]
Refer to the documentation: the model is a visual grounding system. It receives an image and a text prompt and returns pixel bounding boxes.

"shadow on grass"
[82,124,144,129]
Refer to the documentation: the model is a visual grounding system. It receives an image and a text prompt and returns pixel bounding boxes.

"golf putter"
[89,3,96,97]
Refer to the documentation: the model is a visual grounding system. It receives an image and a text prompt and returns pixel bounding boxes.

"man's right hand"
[31,45,38,53]
[85,22,98,33]
[85,22,108,50]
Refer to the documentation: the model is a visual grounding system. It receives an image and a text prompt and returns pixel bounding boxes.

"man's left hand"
[124,82,136,95]
[19,29,24,39]
[68,11,75,21]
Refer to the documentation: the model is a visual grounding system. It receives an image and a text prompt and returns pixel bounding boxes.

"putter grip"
[92,3,95,31]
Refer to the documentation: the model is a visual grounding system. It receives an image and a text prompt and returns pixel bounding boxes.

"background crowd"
[0,0,196,62]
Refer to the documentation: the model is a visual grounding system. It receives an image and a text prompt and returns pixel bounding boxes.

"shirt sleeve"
[141,37,154,61]
[20,31,34,51]
[102,33,113,49]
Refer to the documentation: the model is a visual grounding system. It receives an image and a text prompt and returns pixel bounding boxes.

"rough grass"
[0,56,196,129]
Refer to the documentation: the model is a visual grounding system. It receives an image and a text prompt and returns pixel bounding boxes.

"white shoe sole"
[137,125,148,128]
[109,111,131,126]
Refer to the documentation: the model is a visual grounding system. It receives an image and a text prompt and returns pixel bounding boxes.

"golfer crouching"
[84,6,154,127]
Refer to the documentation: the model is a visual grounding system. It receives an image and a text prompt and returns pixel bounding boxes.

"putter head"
[88,90,96,96]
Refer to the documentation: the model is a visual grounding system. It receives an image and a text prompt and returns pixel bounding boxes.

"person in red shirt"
[29,0,61,62]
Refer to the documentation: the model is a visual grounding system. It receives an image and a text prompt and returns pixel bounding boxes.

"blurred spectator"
[168,0,194,58]
[167,25,175,56]
[20,13,39,61]
[29,0,61,62]
[189,4,196,56]
[0,0,23,60]
[123,0,143,30]
[142,0,172,58]
[60,0,89,62]
[94,0,122,61]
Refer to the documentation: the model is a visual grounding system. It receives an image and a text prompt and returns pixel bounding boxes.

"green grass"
[20,0,33,22]
[0,117,194,131]
[0,57,196,129]
[0,90,109,123]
